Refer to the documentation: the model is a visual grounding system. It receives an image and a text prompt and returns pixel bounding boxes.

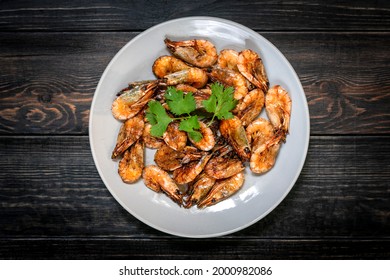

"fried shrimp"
[142,123,163,149]
[154,144,203,171]
[188,121,215,151]
[111,113,144,159]
[265,85,292,139]
[184,172,216,208]
[217,49,239,71]
[112,80,158,121]
[152,55,191,78]
[165,38,218,68]
[219,116,251,161]
[237,49,269,92]
[246,118,280,174]
[209,65,248,100]
[204,155,245,180]
[164,68,208,89]
[163,122,187,151]
[197,171,245,208]
[142,165,182,205]
[118,139,144,183]
[173,153,212,185]
[233,88,265,126]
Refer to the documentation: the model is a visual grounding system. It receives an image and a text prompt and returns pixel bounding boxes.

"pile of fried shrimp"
[110,38,292,208]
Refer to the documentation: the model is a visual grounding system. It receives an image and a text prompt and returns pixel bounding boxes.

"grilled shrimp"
[142,165,182,205]
[173,153,212,185]
[205,154,245,180]
[165,38,218,68]
[188,121,215,151]
[197,171,245,208]
[233,88,265,126]
[245,118,274,145]
[265,85,292,140]
[237,49,269,92]
[154,144,203,171]
[163,122,187,151]
[112,80,158,121]
[246,118,280,174]
[219,116,251,161]
[112,113,144,159]
[118,139,144,183]
[152,55,191,78]
[164,68,208,88]
[217,49,239,71]
[142,123,163,149]
[209,65,248,100]
[184,172,216,208]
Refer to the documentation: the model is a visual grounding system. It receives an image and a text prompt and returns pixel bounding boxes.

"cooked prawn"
[142,165,182,205]
[237,49,269,92]
[188,121,215,151]
[173,153,212,185]
[164,68,208,88]
[219,116,251,161]
[204,154,245,180]
[233,88,265,126]
[152,55,191,78]
[209,65,248,100]
[118,139,144,183]
[246,118,281,174]
[111,113,144,159]
[265,85,292,139]
[142,123,163,149]
[154,144,203,171]
[197,171,245,208]
[163,122,187,151]
[217,49,239,71]
[112,80,158,121]
[184,172,215,208]
[165,38,218,68]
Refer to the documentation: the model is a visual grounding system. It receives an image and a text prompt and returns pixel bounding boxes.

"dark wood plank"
[0,136,388,239]
[0,239,388,259]
[1,0,389,31]
[0,32,389,135]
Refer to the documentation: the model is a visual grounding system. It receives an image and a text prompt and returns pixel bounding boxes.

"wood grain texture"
[0,0,389,31]
[0,239,388,259]
[0,32,389,135]
[0,136,388,239]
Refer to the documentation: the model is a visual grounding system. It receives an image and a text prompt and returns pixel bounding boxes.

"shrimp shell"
[184,172,216,208]
[152,55,191,78]
[265,85,292,140]
[142,165,182,205]
[208,65,248,100]
[188,121,216,151]
[237,49,269,92]
[165,38,218,68]
[164,68,208,89]
[142,123,164,149]
[204,155,245,180]
[163,122,187,151]
[197,171,245,208]
[111,113,144,159]
[219,116,251,161]
[217,49,239,71]
[118,139,144,183]
[173,153,212,185]
[233,88,265,127]
[112,81,158,121]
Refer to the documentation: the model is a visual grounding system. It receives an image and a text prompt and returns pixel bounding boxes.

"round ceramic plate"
[89,17,310,238]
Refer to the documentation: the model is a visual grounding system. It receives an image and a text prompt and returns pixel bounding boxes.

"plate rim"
[89,16,310,238]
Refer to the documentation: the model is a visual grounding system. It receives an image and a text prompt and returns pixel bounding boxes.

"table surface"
[0,0,389,259]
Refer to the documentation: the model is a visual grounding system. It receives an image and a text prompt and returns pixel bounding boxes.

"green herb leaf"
[202,82,237,122]
[179,115,202,142]
[165,86,197,115]
[146,100,173,137]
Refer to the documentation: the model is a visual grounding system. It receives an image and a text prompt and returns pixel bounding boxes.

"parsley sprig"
[146,83,237,142]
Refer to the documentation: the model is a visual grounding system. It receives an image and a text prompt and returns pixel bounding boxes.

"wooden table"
[0,1,389,259]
